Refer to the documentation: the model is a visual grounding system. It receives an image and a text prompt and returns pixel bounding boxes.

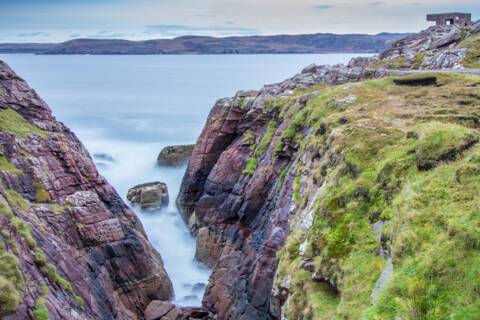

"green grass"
[0,156,22,175]
[255,120,277,158]
[293,176,301,205]
[0,276,20,316]
[12,218,37,249]
[0,253,23,316]
[33,300,49,320]
[414,122,478,170]
[274,73,480,319]
[368,145,480,319]
[412,52,427,69]
[33,181,50,203]
[5,189,29,212]
[242,157,258,176]
[0,108,47,139]
[275,113,305,155]
[460,33,480,68]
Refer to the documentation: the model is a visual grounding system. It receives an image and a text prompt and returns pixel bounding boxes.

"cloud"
[312,5,335,10]
[87,31,130,39]
[144,24,259,37]
[16,31,50,37]
[69,33,81,38]
[368,1,384,6]
[194,14,216,18]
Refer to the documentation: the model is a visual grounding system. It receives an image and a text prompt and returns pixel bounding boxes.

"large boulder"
[144,301,210,320]
[127,182,169,210]
[157,144,195,166]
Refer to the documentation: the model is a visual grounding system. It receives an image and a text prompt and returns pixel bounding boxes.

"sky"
[0,0,479,43]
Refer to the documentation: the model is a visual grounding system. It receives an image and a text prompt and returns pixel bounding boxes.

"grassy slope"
[272,73,480,319]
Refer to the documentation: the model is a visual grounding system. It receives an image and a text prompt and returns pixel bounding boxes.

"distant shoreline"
[0,32,409,55]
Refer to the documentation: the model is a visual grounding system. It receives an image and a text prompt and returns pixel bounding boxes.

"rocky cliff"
[178,22,480,319]
[0,60,173,319]
[376,20,480,69]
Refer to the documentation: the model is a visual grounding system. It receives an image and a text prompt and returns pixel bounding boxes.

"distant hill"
[0,33,410,55]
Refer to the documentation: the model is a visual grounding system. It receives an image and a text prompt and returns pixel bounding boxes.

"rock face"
[157,145,195,167]
[127,182,169,210]
[177,63,388,319]
[0,60,173,319]
[378,21,480,69]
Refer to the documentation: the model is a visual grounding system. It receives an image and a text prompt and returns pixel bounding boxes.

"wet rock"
[93,152,115,162]
[145,301,176,320]
[127,182,169,210]
[192,282,207,292]
[144,301,211,320]
[157,144,195,167]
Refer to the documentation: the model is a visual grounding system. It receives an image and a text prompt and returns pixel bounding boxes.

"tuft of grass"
[12,218,36,249]
[413,52,427,69]
[0,108,47,139]
[255,120,277,158]
[5,189,29,212]
[33,181,50,203]
[33,300,49,320]
[74,295,84,308]
[277,166,290,192]
[275,113,305,155]
[0,197,14,220]
[41,263,74,294]
[0,276,20,316]
[0,156,22,175]
[0,253,23,316]
[242,157,258,176]
[293,176,301,205]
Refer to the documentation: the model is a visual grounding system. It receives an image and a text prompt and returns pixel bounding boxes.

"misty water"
[0,53,364,305]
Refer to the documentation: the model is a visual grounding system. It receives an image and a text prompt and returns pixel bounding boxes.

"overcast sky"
[1,0,479,42]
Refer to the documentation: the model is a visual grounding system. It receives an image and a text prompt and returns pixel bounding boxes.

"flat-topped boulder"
[157,144,195,166]
[127,182,169,210]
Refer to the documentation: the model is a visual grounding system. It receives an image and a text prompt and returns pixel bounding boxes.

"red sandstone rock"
[0,60,173,319]
[177,62,385,319]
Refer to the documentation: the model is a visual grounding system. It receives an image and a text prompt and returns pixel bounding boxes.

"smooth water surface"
[0,53,367,305]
